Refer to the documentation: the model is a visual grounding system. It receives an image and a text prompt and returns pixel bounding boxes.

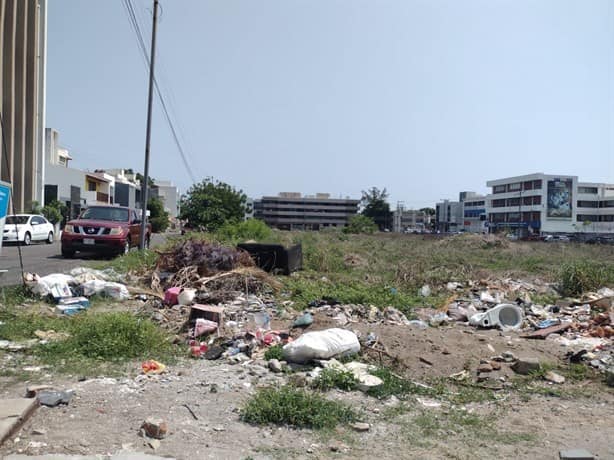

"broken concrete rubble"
[511,357,541,375]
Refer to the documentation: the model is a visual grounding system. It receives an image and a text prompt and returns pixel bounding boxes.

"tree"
[179,177,247,232]
[136,173,155,188]
[42,200,68,225]
[343,214,377,234]
[360,187,392,231]
[147,196,169,233]
[419,207,436,216]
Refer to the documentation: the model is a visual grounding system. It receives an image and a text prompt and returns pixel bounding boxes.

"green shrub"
[559,260,610,296]
[40,312,175,362]
[241,385,356,429]
[264,344,284,361]
[216,219,272,244]
[343,215,377,234]
[101,249,159,274]
[312,367,358,391]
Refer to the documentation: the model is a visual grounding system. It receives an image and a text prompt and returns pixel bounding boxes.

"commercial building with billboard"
[485,173,614,236]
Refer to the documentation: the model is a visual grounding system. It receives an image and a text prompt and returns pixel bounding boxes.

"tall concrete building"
[486,173,614,236]
[0,0,47,213]
[253,193,359,230]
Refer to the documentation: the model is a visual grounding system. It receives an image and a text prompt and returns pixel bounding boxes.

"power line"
[122,0,197,184]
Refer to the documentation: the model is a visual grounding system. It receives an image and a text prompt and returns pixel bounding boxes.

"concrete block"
[559,448,595,460]
[0,398,38,445]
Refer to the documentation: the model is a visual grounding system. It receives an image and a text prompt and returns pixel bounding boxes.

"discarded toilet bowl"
[469,303,523,329]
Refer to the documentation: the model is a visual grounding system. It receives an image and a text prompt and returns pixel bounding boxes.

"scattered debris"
[141,417,168,439]
[282,328,360,363]
[37,390,74,407]
[141,360,166,375]
[511,357,541,375]
[544,371,566,384]
[349,422,370,432]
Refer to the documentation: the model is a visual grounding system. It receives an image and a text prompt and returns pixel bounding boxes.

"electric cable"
[122,0,197,184]
[0,110,26,286]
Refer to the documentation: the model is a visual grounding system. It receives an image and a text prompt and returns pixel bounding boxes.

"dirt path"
[1,322,612,460]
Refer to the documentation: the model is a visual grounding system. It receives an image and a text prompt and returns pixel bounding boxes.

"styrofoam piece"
[469,303,523,329]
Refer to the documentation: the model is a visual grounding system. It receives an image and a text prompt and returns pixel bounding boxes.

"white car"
[2,214,55,245]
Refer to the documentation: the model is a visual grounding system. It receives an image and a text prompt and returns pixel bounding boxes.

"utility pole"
[140,0,159,250]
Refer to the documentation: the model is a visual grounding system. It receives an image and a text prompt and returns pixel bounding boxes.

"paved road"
[0,234,168,287]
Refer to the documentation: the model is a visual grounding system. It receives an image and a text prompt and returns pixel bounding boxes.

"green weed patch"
[241,385,356,429]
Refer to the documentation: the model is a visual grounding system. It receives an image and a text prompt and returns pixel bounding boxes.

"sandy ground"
[1,316,613,460]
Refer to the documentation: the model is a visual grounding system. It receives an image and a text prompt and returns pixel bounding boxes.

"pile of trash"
[419,280,614,379]
[24,267,131,314]
[149,239,280,296]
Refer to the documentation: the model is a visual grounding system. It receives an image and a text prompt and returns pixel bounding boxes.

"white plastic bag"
[26,273,76,298]
[282,328,360,363]
[81,280,129,300]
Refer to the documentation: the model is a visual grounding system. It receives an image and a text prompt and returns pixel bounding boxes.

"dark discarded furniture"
[237,243,302,275]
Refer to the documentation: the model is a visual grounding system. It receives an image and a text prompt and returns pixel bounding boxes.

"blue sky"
[47,0,613,208]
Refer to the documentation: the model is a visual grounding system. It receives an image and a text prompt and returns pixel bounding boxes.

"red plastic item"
[164,287,181,306]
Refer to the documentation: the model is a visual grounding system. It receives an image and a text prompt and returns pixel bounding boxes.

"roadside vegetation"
[241,385,356,429]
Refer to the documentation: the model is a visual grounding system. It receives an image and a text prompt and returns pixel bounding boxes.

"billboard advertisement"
[547,178,573,219]
[0,181,11,255]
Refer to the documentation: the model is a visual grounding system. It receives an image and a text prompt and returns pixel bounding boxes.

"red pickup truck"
[60,205,151,258]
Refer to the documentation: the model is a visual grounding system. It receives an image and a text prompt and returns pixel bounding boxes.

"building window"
[87,181,96,192]
[533,180,542,189]
[507,198,520,207]
[601,200,614,208]
[492,199,506,208]
[577,200,599,208]
[577,215,599,222]
[507,212,520,222]
[578,186,598,194]
[523,181,533,190]
[493,185,506,194]
[507,183,521,192]
[533,196,542,205]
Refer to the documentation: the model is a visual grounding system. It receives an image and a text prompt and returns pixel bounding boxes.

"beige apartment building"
[0,0,47,212]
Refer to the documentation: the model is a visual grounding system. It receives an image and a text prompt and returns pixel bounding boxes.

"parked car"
[2,214,55,245]
[60,205,151,258]
[544,235,570,242]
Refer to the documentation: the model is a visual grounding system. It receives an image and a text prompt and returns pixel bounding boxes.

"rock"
[349,422,370,432]
[212,425,225,432]
[268,359,283,373]
[141,418,168,439]
[420,285,431,297]
[476,373,491,382]
[544,371,566,384]
[38,390,74,407]
[559,448,595,460]
[511,357,540,375]
[148,439,161,450]
[356,374,383,392]
[31,429,46,435]
[501,351,517,362]
[490,361,502,371]
[477,363,493,373]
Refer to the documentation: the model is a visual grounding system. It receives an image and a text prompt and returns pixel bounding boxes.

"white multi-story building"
[486,173,614,235]
[151,180,179,218]
[392,206,431,233]
[435,199,463,232]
